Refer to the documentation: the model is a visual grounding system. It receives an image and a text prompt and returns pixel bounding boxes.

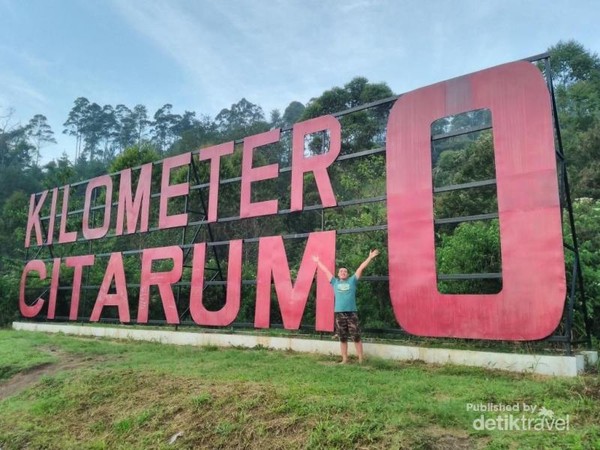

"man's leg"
[335,313,350,363]
[340,341,349,364]
[348,313,363,363]
[354,340,364,363]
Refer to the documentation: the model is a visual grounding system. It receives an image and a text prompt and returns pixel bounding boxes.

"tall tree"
[0,112,34,168]
[168,114,218,155]
[132,104,150,144]
[0,110,41,211]
[64,99,118,162]
[26,114,56,165]
[151,104,181,152]
[215,98,269,140]
[282,101,305,127]
[172,110,199,138]
[548,40,600,88]
[269,109,283,129]
[99,105,117,162]
[63,97,90,160]
[114,104,138,152]
[79,102,103,161]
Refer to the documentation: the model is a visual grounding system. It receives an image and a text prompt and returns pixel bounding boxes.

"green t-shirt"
[331,275,358,312]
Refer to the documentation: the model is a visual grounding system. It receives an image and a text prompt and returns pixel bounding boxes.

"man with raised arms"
[313,249,380,364]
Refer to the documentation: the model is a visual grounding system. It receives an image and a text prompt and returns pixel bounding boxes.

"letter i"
[47,188,58,245]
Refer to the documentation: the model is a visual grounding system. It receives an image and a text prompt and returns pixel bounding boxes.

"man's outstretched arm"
[312,255,334,282]
[355,249,380,279]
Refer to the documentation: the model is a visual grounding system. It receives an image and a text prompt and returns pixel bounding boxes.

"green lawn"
[0,329,599,449]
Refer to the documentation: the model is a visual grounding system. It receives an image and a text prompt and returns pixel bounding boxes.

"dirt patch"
[579,379,600,400]
[0,347,101,401]
[420,425,482,450]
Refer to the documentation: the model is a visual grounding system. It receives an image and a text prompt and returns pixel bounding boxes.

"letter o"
[385,61,565,340]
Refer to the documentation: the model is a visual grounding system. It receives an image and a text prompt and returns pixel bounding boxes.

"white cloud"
[110,1,247,113]
[109,1,407,115]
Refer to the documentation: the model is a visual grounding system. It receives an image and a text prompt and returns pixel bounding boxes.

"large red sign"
[20,61,566,340]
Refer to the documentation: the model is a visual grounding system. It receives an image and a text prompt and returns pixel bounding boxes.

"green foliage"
[0,191,29,262]
[546,41,600,198]
[433,131,495,187]
[436,221,502,295]
[109,142,161,172]
[432,113,502,295]
[565,199,600,338]
[569,116,600,198]
[548,40,600,88]
[433,131,497,219]
[42,153,77,188]
[0,262,21,327]
[168,114,219,156]
[0,117,36,168]
[302,77,394,118]
[215,98,270,141]
[0,189,31,326]
[282,101,305,126]
[302,77,394,154]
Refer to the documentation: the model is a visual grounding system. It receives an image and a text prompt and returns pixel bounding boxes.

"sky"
[1,0,599,164]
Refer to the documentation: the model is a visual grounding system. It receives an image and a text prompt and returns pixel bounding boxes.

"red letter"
[291,115,341,211]
[90,252,130,322]
[240,129,280,218]
[47,258,61,319]
[159,153,191,229]
[386,61,565,340]
[138,246,183,324]
[198,142,234,222]
[65,255,95,320]
[46,188,58,245]
[19,260,47,317]
[24,191,47,248]
[254,230,335,331]
[116,163,152,235]
[190,240,242,326]
[82,175,113,240]
[58,185,77,244]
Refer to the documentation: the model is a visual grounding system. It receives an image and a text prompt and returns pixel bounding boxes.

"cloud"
[110,2,248,114]
[109,0,408,116]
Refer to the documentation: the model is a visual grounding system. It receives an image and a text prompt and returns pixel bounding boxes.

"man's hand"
[369,249,380,259]
[312,254,333,281]
[356,249,380,279]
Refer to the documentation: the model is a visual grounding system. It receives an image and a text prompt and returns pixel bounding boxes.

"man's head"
[337,267,349,280]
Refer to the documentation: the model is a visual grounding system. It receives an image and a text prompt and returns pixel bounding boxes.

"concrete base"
[12,322,595,377]
[580,351,599,370]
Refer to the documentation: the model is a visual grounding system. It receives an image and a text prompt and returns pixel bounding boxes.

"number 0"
[385,61,565,340]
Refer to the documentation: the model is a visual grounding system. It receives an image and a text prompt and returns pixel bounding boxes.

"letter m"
[254,230,335,331]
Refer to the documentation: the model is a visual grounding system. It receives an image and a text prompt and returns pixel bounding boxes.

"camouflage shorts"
[335,312,361,343]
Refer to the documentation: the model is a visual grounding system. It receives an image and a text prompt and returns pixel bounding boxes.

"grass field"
[0,329,599,449]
